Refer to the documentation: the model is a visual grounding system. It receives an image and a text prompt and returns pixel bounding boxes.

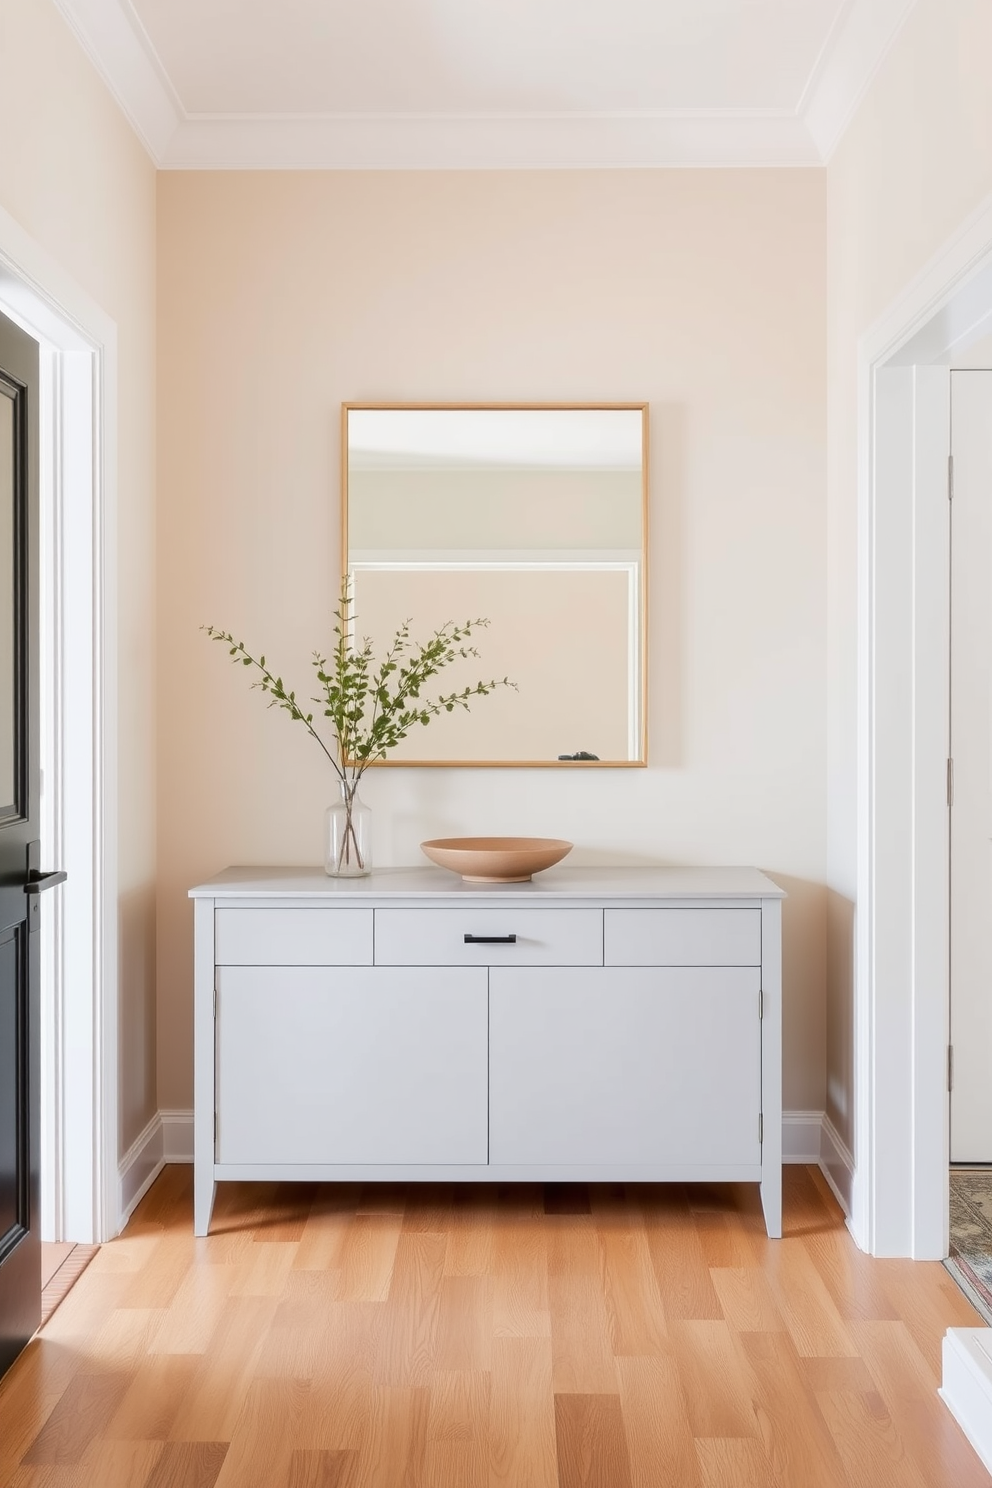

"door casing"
[0,203,119,1243]
[855,192,992,1257]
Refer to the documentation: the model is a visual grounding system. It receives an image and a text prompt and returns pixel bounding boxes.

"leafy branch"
[204,576,516,785]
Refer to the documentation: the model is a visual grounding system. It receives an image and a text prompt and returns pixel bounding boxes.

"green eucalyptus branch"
[204,575,516,781]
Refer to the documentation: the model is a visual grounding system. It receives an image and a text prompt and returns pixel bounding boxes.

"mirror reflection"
[343,405,647,765]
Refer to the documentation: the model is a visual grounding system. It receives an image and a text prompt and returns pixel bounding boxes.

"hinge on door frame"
[947,757,954,806]
[948,1044,954,1093]
[948,453,954,500]
[759,1112,763,1145]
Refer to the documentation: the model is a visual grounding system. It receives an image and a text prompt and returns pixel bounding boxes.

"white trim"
[50,0,181,163]
[941,1331,992,1477]
[800,0,917,162]
[126,1108,832,1173]
[782,1110,825,1164]
[861,193,992,368]
[855,189,992,1261]
[161,1108,194,1163]
[0,202,118,1245]
[38,347,64,1242]
[157,110,820,171]
[39,346,105,1245]
[51,0,915,170]
[819,1113,855,1215]
[117,1110,195,1227]
[117,1111,164,1224]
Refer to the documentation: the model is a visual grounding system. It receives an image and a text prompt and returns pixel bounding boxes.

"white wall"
[0,0,158,1153]
[826,0,992,1151]
[156,168,828,1115]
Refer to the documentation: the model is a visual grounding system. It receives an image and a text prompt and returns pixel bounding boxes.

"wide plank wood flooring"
[0,1165,988,1487]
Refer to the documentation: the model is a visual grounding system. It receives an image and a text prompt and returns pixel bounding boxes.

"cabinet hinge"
[947,758,954,807]
[759,1112,763,1145]
[948,453,955,500]
[948,1044,954,1093]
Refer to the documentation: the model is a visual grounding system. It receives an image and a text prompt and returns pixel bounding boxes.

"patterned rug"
[946,1168,992,1325]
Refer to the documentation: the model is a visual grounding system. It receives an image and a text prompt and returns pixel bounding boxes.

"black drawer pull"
[464,933,517,944]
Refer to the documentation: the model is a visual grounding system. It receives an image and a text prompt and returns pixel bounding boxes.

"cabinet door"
[489,967,761,1166]
[216,966,488,1165]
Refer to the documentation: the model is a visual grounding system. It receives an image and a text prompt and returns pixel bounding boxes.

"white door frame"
[856,191,992,1257]
[0,204,118,1244]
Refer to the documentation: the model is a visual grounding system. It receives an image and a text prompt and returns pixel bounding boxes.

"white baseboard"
[782,1110,825,1164]
[941,1329,992,1475]
[161,1108,194,1162]
[117,1110,193,1233]
[819,1113,855,1215]
[123,1110,841,1179]
[117,1112,165,1228]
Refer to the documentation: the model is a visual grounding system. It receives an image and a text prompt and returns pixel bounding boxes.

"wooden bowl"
[420,836,573,883]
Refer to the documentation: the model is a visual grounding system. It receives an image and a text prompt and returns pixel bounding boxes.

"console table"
[189,865,784,1237]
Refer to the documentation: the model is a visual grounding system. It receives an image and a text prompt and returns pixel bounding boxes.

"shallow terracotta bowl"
[420,836,573,883]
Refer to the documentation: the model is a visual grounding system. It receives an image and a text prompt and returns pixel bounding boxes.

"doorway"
[858,197,992,1261]
[0,205,118,1245]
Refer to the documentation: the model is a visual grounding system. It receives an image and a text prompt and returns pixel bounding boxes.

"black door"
[0,308,60,1378]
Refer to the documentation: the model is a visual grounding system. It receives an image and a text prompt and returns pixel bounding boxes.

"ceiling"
[54,0,917,169]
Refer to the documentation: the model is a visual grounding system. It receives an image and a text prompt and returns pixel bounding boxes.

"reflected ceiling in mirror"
[343,404,648,766]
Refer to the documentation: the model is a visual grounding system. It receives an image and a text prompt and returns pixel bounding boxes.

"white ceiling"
[53,0,917,169]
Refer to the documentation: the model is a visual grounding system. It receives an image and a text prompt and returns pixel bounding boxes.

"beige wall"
[0,1,158,1153]
[826,0,992,1148]
[157,168,827,1114]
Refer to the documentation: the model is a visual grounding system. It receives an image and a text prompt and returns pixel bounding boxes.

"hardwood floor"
[0,1166,988,1487]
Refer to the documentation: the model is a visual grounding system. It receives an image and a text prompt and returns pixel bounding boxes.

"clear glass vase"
[324,779,372,877]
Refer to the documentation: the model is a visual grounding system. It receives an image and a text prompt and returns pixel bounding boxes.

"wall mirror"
[342,403,648,766]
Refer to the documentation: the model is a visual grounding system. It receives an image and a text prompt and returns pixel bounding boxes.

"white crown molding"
[160,110,820,171]
[50,0,915,171]
[800,0,918,161]
[51,0,182,162]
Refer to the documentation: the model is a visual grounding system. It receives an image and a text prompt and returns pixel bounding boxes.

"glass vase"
[324,779,372,877]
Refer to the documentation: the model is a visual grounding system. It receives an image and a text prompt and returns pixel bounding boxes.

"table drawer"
[214,907,373,966]
[604,908,761,966]
[374,907,603,966]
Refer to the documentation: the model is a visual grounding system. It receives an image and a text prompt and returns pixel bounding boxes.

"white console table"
[189,865,784,1238]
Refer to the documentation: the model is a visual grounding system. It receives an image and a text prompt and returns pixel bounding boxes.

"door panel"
[950,369,992,1162]
[0,310,40,1379]
[489,966,762,1166]
[0,390,17,812]
[216,966,489,1165]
